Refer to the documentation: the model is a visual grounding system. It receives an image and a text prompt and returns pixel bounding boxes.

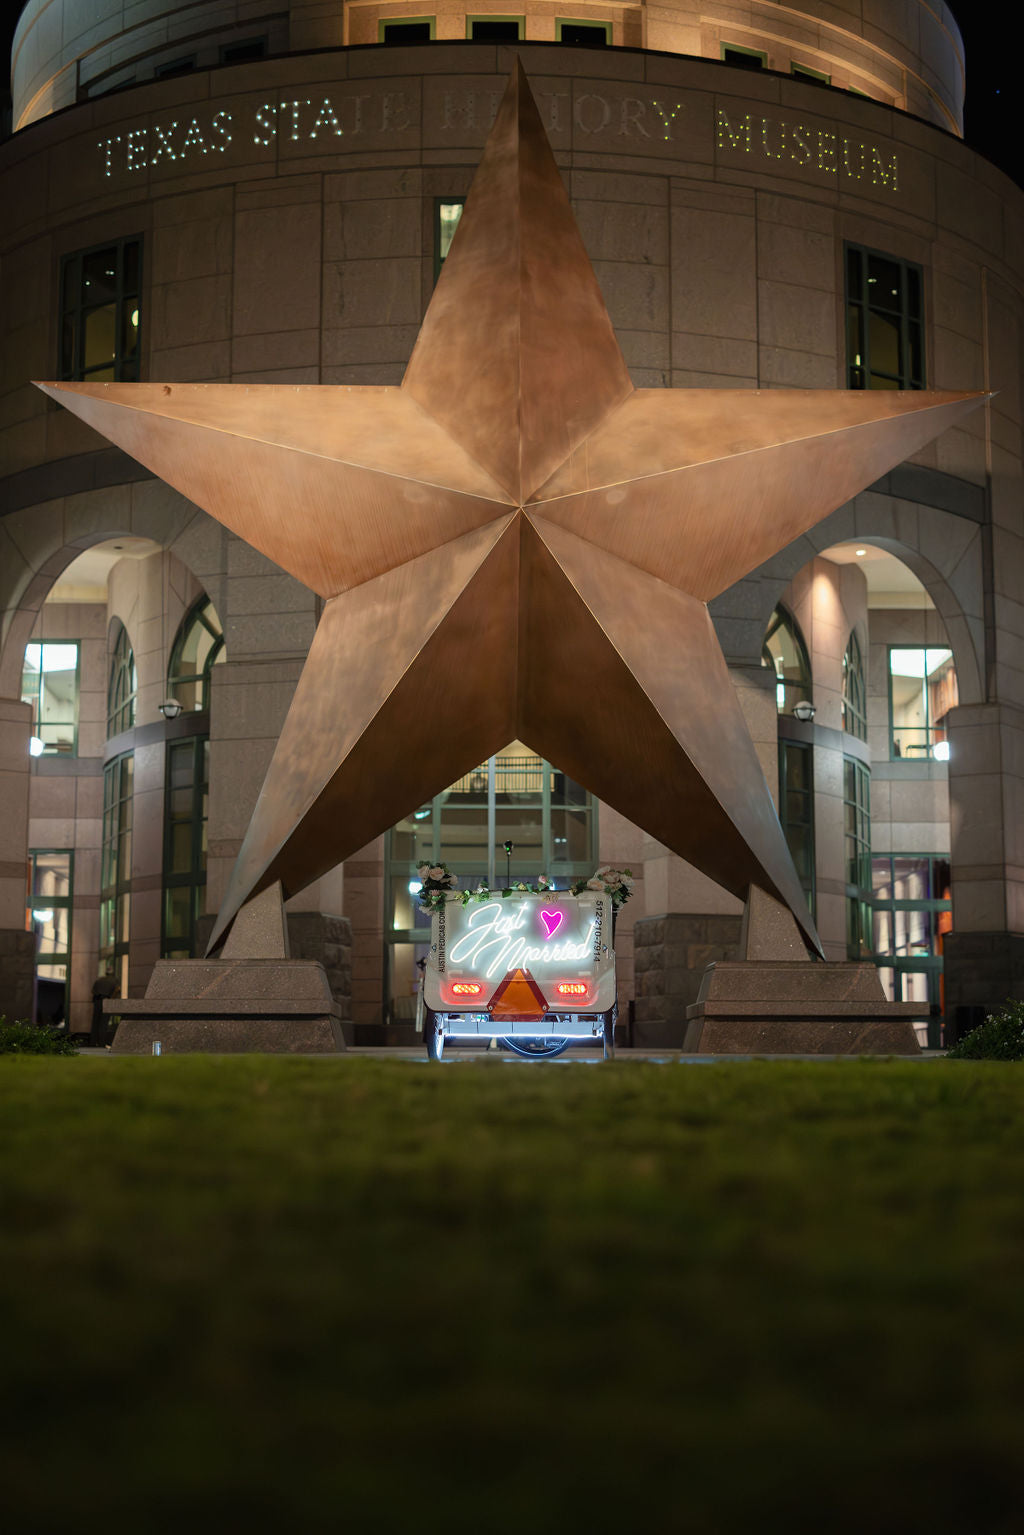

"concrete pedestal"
[108,958,345,1053]
[0,928,36,1024]
[683,961,924,1054]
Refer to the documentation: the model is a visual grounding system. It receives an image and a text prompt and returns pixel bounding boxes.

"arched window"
[107,621,137,736]
[761,606,812,716]
[842,630,867,741]
[167,596,225,713]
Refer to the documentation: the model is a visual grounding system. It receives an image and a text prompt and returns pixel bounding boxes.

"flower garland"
[569,866,634,908]
[415,865,634,913]
[414,861,460,914]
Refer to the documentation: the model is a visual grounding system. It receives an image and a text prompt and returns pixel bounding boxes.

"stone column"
[0,698,34,1022]
[944,701,1024,1030]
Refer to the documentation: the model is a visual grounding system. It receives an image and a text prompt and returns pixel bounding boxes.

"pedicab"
[416,868,630,1060]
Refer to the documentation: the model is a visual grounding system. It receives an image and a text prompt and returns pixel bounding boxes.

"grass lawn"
[1,1056,1022,1533]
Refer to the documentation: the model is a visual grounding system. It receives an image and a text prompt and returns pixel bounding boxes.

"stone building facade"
[2,0,1021,1045]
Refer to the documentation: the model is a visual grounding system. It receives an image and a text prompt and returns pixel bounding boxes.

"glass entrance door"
[384,743,596,1027]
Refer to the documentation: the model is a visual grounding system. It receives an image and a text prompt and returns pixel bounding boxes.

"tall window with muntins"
[871,854,951,1046]
[762,606,812,716]
[28,850,73,1026]
[162,737,210,959]
[384,745,597,1024]
[556,19,610,46]
[845,244,924,391]
[379,18,435,41]
[467,16,525,40]
[435,199,465,278]
[107,622,137,737]
[168,596,225,713]
[844,756,872,959]
[100,754,133,996]
[21,641,79,756]
[841,630,867,741]
[888,647,957,759]
[779,741,815,915]
[60,237,141,382]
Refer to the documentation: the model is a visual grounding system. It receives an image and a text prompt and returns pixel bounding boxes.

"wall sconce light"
[158,697,183,719]
[792,700,816,722]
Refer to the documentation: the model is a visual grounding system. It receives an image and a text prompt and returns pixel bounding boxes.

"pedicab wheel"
[603,1001,618,1060]
[499,1036,571,1059]
[425,1010,445,1061]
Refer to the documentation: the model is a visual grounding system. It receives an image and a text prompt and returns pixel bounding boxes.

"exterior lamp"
[158,697,183,719]
[792,700,816,722]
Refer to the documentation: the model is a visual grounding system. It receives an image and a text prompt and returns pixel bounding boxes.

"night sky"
[0,5,1018,184]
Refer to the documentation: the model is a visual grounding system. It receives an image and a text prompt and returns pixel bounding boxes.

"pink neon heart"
[540,909,564,940]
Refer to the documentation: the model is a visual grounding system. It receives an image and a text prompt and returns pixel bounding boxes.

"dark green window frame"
[168,596,225,713]
[887,645,957,760]
[721,43,766,69]
[841,630,867,741]
[762,605,812,717]
[556,18,611,45]
[384,752,597,1027]
[60,236,142,383]
[779,739,815,917]
[29,849,73,1027]
[100,753,134,996]
[107,621,137,737]
[154,55,196,78]
[845,242,924,391]
[219,37,267,63]
[466,15,525,40]
[21,640,80,757]
[844,756,871,959]
[791,61,830,84]
[870,853,951,1045]
[378,17,436,41]
[434,198,466,280]
[162,736,210,959]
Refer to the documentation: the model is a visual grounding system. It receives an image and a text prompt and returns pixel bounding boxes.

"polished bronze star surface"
[38,62,986,957]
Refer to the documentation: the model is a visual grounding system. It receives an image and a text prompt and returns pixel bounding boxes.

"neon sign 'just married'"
[448,902,596,981]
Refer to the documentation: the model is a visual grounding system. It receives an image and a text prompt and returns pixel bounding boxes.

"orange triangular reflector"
[489,967,548,1018]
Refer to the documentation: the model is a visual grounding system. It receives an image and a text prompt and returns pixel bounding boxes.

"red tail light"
[556,982,587,997]
[451,981,483,996]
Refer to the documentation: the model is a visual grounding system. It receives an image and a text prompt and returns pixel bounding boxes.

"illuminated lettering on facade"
[715,109,898,191]
[96,92,897,194]
[448,901,596,981]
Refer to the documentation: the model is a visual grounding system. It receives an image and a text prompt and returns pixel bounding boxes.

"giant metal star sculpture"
[39,62,985,958]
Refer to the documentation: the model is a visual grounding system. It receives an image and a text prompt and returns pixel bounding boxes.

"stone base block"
[196,910,353,1038]
[0,928,36,1023]
[943,931,1024,1043]
[108,959,345,1054]
[684,962,923,1055]
[632,912,743,1047]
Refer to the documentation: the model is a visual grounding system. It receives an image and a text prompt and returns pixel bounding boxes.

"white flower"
[446,874,459,888]
[417,863,430,878]
[427,865,445,880]
[586,878,605,891]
